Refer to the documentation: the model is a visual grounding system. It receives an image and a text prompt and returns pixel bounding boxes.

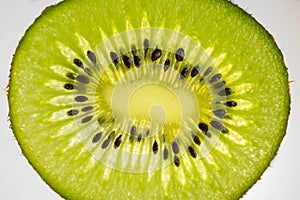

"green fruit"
[8,0,290,199]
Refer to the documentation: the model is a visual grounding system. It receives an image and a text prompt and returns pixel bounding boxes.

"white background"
[0,0,299,199]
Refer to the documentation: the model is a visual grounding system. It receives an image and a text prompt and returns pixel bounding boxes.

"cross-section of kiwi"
[8,0,290,199]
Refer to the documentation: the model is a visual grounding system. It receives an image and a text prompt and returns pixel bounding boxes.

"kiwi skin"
[8,0,290,199]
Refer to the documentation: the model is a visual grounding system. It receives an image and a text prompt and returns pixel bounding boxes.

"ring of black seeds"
[65,36,237,169]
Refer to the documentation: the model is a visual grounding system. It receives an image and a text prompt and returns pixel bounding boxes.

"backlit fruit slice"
[8,0,290,199]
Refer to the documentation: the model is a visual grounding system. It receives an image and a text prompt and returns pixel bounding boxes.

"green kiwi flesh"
[8,0,290,199]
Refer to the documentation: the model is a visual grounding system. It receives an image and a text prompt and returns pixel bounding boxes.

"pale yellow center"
[128,83,182,127]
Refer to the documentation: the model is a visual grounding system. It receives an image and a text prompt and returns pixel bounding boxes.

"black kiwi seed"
[137,134,142,142]
[222,127,229,134]
[213,109,226,118]
[151,48,162,61]
[188,146,197,158]
[101,139,110,149]
[108,131,115,140]
[192,134,201,145]
[67,109,79,116]
[214,81,226,89]
[87,50,97,64]
[81,116,93,123]
[82,106,94,112]
[225,101,238,107]
[122,55,132,68]
[152,140,158,154]
[130,125,136,136]
[180,67,189,79]
[114,135,122,149]
[174,155,180,167]
[92,132,102,143]
[198,122,208,133]
[218,88,233,96]
[209,73,222,83]
[102,131,115,149]
[64,83,74,90]
[144,39,149,57]
[73,58,84,68]
[75,96,88,102]
[163,147,168,160]
[66,72,76,80]
[110,52,120,65]
[131,45,136,54]
[76,75,90,84]
[175,48,185,61]
[164,59,170,72]
[134,55,142,67]
[210,120,224,131]
[171,141,179,154]
[203,66,213,77]
[145,130,150,137]
[191,65,200,78]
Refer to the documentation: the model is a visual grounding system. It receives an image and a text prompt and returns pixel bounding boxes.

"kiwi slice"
[8,0,290,199]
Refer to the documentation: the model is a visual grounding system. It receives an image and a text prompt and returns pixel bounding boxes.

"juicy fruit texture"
[74,28,227,172]
[8,0,290,200]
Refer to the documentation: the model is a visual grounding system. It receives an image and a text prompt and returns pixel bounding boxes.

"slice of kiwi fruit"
[8,0,290,199]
